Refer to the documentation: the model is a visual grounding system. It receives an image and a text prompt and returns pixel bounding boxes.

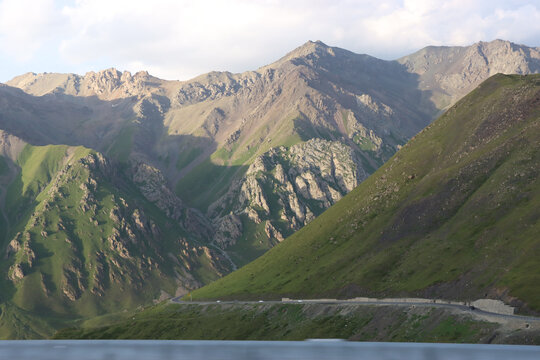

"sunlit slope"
[191,74,540,312]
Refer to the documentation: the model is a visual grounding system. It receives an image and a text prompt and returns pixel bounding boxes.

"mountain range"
[190,73,540,315]
[0,39,539,338]
[55,72,540,344]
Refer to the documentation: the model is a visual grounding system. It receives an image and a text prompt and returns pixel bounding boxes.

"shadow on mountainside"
[0,51,444,218]
[0,84,251,215]
[296,53,439,139]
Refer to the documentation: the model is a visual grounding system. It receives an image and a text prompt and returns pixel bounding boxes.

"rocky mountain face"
[209,139,366,265]
[399,39,540,109]
[1,39,539,337]
[191,74,540,315]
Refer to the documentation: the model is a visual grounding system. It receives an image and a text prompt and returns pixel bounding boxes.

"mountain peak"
[88,67,121,75]
[262,40,338,70]
[300,40,329,50]
[286,40,331,58]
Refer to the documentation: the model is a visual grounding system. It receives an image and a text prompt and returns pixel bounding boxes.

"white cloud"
[0,0,539,81]
[0,0,64,61]
[329,0,540,58]
[58,0,311,79]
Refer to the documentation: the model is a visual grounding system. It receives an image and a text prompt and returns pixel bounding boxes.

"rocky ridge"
[399,39,540,108]
[7,68,165,100]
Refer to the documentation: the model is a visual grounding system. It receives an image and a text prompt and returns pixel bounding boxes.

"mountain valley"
[0,39,539,338]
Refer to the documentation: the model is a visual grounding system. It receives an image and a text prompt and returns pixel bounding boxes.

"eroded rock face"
[130,160,214,241]
[8,263,24,281]
[0,130,27,161]
[175,72,245,106]
[210,138,365,248]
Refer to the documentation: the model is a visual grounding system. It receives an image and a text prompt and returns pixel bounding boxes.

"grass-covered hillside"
[56,302,518,344]
[190,74,540,313]
[0,142,230,338]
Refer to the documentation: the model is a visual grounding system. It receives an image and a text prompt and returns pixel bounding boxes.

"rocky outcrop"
[4,236,21,258]
[62,262,86,301]
[8,263,25,281]
[131,161,184,220]
[130,160,213,241]
[6,232,35,282]
[213,213,243,248]
[209,138,366,248]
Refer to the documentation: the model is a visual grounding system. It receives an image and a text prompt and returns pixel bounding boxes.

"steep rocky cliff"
[208,139,367,264]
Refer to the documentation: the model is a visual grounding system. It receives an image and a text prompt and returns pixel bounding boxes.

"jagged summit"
[6,67,163,99]
[294,40,330,54]
[262,40,345,70]
[83,68,152,82]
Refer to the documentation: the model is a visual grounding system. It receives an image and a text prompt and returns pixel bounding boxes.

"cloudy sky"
[0,0,539,82]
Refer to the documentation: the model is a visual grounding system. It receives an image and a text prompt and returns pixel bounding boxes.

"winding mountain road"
[170,297,540,326]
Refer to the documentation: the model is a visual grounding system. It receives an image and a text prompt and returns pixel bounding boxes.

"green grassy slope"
[55,302,508,344]
[190,74,540,311]
[4,145,71,227]
[0,143,227,338]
